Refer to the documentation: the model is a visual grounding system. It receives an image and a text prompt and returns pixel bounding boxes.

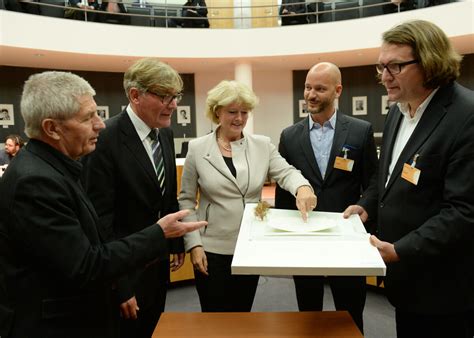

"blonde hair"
[205,80,259,124]
[123,58,183,99]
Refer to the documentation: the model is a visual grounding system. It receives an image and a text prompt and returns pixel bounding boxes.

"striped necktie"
[149,129,166,196]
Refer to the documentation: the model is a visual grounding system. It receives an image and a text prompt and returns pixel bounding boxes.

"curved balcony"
[0,1,473,142]
[1,0,464,28]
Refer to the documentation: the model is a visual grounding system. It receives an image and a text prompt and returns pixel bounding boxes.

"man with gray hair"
[81,58,185,337]
[0,71,206,338]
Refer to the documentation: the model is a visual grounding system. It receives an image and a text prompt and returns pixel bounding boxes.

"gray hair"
[21,71,95,138]
[123,58,183,99]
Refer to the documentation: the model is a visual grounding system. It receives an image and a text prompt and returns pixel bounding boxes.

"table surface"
[231,204,386,276]
[152,311,364,338]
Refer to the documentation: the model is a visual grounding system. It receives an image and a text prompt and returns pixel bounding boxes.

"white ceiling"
[1,2,473,73]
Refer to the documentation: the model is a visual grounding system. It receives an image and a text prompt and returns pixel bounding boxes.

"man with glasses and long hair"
[81,58,185,338]
[344,20,474,338]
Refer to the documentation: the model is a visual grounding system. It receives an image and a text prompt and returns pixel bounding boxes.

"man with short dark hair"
[0,134,24,165]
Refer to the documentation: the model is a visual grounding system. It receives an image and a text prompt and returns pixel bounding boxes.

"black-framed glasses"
[147,91,183,105]
[375,60,419,75]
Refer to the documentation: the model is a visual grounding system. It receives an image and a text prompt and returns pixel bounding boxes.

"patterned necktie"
[149,129,166,196]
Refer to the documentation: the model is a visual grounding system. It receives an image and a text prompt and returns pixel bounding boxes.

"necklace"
[217,138,232,152]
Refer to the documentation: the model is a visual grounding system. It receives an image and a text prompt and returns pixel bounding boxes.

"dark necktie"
[149,129,166,196]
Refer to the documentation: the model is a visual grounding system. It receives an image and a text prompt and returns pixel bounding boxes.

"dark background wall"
[292,53,474,133]
[1,53,473,142]
[0,66,196,141]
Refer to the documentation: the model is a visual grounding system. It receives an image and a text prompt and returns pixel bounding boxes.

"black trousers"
[293,275,366,333]
[119,261,169,338]
[395,308,471,338]
[195,252,259,312]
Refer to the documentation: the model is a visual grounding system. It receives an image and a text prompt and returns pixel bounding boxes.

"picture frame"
[97,106,109,121]
[0,104,15,126]
[177,106,191,125]
[298,99,308,118]
[352,96,367,116]
[381,95,395,115]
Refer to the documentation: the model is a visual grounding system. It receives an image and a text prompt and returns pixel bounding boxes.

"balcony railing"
[6,0,458,28]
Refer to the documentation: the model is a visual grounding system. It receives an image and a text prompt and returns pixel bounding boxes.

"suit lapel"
[203,132,242,193]
[299,119,323,182]
[325,113,349,181]
[380,108,403,191]
[118,113,160,190]
[382,88,450,197]
[233,138,249,196]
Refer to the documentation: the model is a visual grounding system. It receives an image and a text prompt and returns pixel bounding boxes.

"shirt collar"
[397,88,439,122]
[308,109,337,129]
[126,105,157,141]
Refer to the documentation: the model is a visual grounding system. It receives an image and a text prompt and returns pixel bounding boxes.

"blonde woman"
[179,80,316,312]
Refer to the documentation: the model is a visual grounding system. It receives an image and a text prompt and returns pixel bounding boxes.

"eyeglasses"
[147,91,183,105]
[375,60,419,75]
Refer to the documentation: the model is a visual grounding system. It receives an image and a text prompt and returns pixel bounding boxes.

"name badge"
[401,154,421,185]
[334,156,354,172]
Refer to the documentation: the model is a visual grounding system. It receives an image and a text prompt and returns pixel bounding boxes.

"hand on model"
[343,204,369,223]
[295,185,317,222]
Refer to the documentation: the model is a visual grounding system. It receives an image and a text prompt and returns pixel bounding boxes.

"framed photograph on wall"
[97,106,109,121]
[298,99,308,117]
[177,106,191,125]
[352,96,367,116]
[381,95,396,115]
[0,104,15,126]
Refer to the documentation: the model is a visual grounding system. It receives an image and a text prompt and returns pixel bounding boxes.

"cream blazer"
[179,129,310,255]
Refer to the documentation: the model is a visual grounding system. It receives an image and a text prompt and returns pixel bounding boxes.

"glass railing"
[6,0,457,28]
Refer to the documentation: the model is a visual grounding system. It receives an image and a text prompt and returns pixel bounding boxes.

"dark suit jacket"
[182,0,209,27]
[279,0,307,25]
[275,113,378,227]
[0,139,167,338]
[81,110,181,309]
[359,82,474,314]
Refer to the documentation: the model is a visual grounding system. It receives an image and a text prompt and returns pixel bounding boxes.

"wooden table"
[153,311,363,337]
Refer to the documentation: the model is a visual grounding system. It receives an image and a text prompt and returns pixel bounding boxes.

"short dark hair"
[5,134,25,148]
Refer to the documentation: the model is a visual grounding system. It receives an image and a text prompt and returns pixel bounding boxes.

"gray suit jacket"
[179,129,310,254]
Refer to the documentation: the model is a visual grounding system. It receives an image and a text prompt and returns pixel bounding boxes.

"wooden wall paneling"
[251,0,278,28]
[207,0,235,29]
